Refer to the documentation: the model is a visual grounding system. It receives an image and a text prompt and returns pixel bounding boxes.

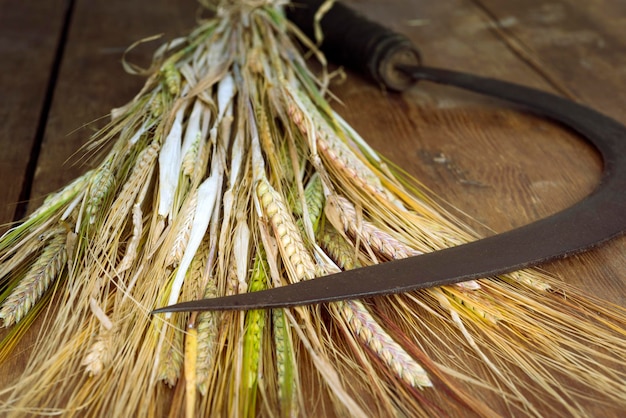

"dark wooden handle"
[286,0,421,91]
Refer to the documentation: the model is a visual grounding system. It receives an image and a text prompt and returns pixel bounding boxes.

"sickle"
[153,1,626,313]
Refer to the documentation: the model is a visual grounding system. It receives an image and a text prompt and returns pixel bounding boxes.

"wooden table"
[1,0,625,416]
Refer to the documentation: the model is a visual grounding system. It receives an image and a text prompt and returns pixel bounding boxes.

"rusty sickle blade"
[153,1,626,314]
[154,68,626,313]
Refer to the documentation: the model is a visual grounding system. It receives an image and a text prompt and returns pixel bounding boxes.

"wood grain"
[333,2,625,415]
[0,0,68,225]
[0,0,198,395]
[1,0,624,416]
[337,0,625,305]
[30,0,198,203]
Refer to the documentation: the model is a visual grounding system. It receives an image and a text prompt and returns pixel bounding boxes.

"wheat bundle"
[1,1,625,417]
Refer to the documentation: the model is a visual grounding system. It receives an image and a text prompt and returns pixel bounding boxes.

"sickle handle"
[286,0,420,91]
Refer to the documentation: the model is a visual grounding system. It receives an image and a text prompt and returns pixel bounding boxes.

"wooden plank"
[30,0,198,202]
[467,0,626,307]
[468,0,626,118]
[336,0,626,304]
[335,2,626,414]
[0,0,68,226]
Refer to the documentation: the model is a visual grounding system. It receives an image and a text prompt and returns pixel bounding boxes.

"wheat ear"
[255,177,316,283]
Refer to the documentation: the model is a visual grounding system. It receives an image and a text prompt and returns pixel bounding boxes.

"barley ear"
[86,160,116,225]
[339,300,432,388]
[0,232,67,327]
[241,250,269,417]
[320,225,432,388]
[272,308,298,417]
[195,277,220,395]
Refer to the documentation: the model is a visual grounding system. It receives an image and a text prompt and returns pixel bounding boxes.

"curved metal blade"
[153,67,626,313]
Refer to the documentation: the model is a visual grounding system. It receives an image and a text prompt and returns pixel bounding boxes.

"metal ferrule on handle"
[286,0,420,91]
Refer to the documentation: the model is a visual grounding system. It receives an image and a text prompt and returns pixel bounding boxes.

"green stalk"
[240,250,269,417]
[272,308,297,417]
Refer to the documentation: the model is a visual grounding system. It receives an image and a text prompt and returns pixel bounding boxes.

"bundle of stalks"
[1,1,625,417]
